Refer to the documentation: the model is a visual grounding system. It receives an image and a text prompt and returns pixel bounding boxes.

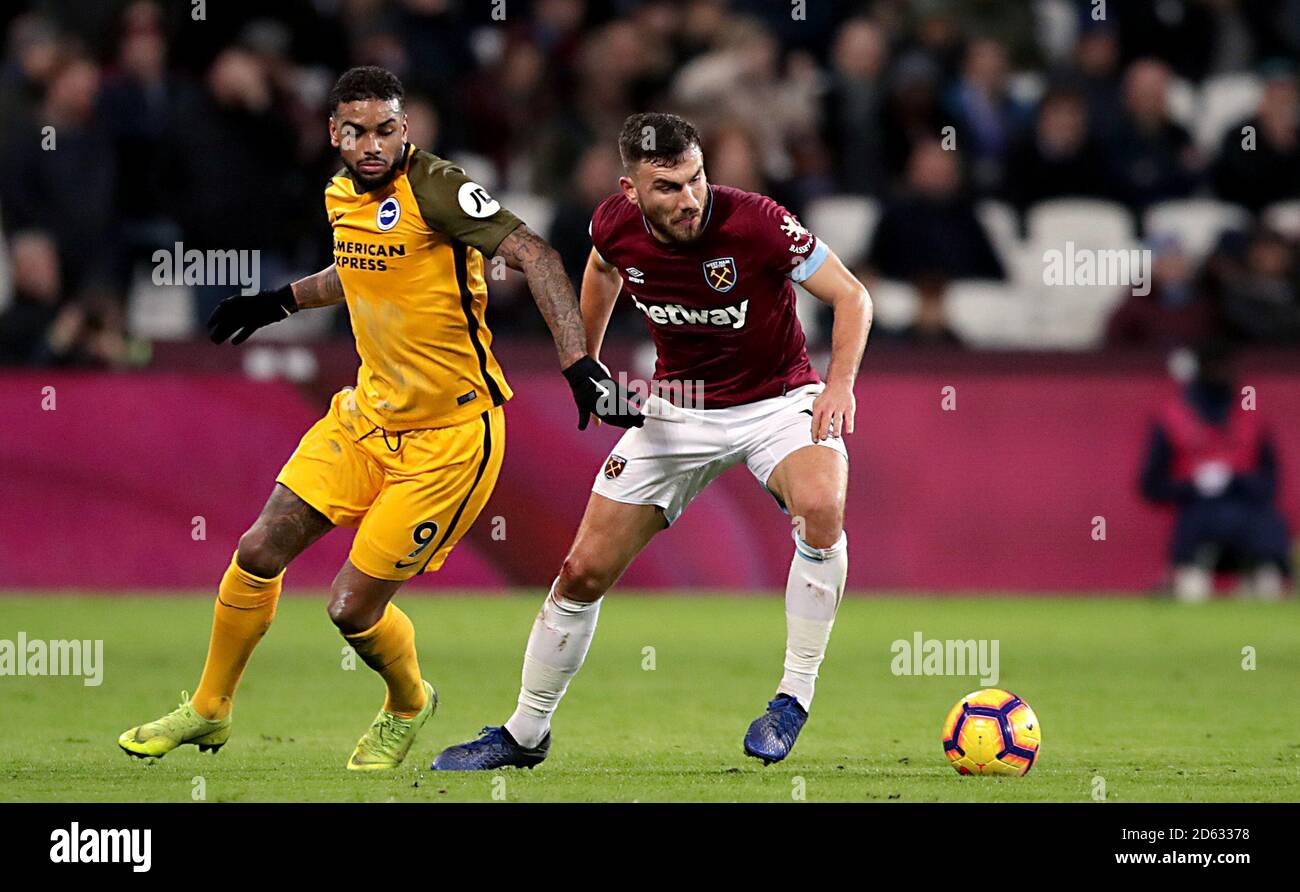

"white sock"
[1173,565,1212,603]
[504,579,601,748]
[1250,565,1283,601]
[777,533,847,710]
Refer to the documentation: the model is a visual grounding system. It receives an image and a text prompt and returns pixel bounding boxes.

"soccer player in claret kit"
[116,67,640,770]
[434,112,873,769]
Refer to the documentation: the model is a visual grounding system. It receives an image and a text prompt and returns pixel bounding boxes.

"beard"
[344,148,404,192]
[645,188,710,244]
[647,209,703,244]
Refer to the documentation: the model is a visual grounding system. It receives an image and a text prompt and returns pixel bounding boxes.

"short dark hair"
[618,112,702,169]
[328,66,404,114]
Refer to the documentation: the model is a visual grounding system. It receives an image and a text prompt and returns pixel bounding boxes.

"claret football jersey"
[589,185,827,408]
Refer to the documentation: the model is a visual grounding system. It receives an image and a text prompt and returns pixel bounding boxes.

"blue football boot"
[431,726,550,771]
[743,694,808,765]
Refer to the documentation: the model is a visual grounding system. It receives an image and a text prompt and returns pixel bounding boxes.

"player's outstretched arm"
[495,224,588,366]
[581,247,624,361]
[495,224,643,431]
[290,264,345,309]
[206,264,344,345]
[800,248,873,441]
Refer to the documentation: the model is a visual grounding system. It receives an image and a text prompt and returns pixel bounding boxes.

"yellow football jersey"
[325,144,520,431]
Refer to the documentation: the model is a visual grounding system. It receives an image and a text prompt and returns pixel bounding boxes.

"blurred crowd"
[3,0,1300,367]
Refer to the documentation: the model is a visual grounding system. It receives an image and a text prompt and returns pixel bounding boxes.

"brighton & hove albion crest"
[376,196,401,231]
[703,257,737,293]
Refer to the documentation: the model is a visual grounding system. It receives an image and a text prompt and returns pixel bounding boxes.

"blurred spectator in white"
[1005,84,1108,212]
[820,17,889,196]
[943,36,1031,195]
[1106,233,1220,348]
[1140,341,1291,601]
[671,16,817,186]
[1213,61,1300,212]
[866,140,1004,285]
[1105,58,1203,213]
[1220,227,1300,344]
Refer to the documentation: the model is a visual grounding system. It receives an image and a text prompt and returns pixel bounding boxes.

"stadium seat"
[453,151,499,193]
[126,265,196,341]
[806,195,880,269]
[1165,76,1199,129]
[1143,199,1251,262]
[1262,199,1300,239]
[1034,282,1126,350]
[976,198,1024,270]
[498,193,555,241]
[1026,198,1136,252]
[1195,73,1262,153]
[945,280,1035,348]
[865,278,918,331]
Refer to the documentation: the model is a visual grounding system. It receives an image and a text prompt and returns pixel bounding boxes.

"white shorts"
[592,383,849,525]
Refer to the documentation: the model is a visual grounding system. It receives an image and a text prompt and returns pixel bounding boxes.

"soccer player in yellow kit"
[118,67,641,770]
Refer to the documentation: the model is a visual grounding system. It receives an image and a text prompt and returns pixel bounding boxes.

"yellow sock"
[345,604,426,717]
[191,554,282,720]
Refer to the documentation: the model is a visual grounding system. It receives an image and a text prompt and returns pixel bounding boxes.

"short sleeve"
[751,197,828,284]
[407,151,522,256]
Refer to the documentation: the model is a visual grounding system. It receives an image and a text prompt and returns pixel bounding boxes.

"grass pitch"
[1,594,1297,803]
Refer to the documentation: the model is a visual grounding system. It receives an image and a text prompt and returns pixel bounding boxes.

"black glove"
[207,284,297,345]
[562,355,645,431]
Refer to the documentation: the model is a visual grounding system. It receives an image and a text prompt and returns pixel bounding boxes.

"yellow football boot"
[346,680,438,771]
[118,692,231,758]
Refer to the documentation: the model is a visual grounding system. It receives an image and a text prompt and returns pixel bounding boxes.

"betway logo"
[630,294,749,329]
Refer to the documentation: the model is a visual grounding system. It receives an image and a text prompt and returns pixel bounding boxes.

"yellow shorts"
[276,388,505,581]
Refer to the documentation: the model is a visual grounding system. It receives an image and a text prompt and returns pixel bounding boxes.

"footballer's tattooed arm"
[801,248,873,442]
[495,224,587,367]
[290,264,346,309]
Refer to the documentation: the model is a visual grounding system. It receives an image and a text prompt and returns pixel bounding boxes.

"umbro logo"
[626,267,646,284]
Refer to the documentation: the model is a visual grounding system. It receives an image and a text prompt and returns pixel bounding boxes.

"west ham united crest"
[703,257,737,292]
[603,454,627,479]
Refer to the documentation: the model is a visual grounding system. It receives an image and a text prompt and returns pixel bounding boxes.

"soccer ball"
[941,688,1041,776]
